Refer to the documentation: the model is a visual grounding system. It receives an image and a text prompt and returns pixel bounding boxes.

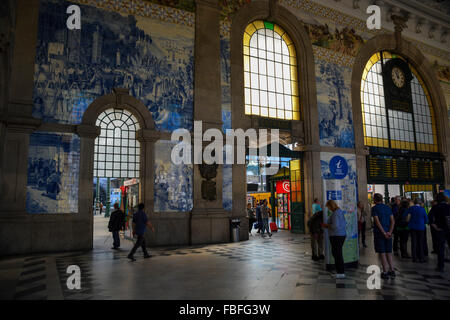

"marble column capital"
[136,128,160,143]
[0,114,42,134]
[76,124,101,139]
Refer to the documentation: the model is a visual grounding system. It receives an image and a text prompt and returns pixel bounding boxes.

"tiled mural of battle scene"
[33,0,194,131]
[26,132,80,214]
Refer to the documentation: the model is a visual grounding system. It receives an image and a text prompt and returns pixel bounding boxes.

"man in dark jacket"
[308,210,324,261]
[429,193,450,272]
[255,201,262,234]
[108,203,125,250]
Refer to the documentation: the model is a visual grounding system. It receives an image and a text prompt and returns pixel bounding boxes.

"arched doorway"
[230,1,319,236]
[78,88,159,250]
[350,34,450,209]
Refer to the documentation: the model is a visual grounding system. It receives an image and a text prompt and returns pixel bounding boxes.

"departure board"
[367,156,443,184]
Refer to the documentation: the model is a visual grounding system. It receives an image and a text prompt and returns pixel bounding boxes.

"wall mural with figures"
[33,0,194,132]
[26,132,80,213]
[221,27,232,211]
[154,140,193,212]
[316,59,355,149]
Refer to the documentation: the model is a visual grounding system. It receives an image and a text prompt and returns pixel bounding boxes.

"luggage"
[270,222,278,232]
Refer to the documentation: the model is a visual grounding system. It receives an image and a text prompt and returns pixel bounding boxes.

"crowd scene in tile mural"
[33,0,194,131]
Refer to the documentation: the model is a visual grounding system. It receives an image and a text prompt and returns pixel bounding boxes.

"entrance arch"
[350,34,450,206]
[77,88,160,249]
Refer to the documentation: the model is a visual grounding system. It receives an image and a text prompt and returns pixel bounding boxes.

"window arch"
[361,51,438,152]
[94,108,141,178]
[243,20,299,120]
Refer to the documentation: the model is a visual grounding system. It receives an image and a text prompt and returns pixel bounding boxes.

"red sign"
[276,180,290,194]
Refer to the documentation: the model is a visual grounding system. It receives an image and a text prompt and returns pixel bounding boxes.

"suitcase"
[270,222,278,232]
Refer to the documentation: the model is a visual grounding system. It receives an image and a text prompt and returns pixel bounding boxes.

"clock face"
[391,67,405,88]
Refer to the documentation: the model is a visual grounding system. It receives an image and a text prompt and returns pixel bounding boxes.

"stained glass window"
[94,108,141,178]
[243,20,300,120]
[361,52,438,152]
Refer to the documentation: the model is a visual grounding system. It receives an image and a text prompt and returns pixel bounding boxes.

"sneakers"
[318,254,325,260]
[143,254,152,259]
[381,272,389,280]
[269,233,272,238]
[312,255,319,261]
[127,254,136,262]
[388,270,396,279]
[335,273,346,279]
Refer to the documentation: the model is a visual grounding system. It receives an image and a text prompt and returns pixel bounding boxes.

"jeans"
[129,234,149,257]
[358,221,366,246]
[311,233,323,257]
[261,218,271,235]
[436,230,450,270]
[112,230,120,248]
[399,229,410,257]
[330,236,346,274]
[410,229,425,262]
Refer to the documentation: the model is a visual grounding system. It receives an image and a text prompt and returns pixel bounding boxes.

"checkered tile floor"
[1,229,449,300]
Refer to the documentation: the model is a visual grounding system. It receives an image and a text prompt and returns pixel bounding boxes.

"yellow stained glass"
[245,23,256,35]
[253,20,264,30]
[243,20,299,121]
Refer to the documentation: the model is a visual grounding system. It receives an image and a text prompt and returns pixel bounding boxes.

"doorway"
[92,108,141,250]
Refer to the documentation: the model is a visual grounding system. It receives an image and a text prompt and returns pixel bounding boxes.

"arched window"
[361,51,438,152]
[243,20,299,120]
[94,108,140,178]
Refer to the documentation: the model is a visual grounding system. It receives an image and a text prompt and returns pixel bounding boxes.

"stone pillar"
[191,0,231,244]
[76,124,101,249]
[136,128,159,244]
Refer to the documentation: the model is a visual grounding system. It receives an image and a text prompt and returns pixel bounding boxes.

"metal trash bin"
[230,218,240,242]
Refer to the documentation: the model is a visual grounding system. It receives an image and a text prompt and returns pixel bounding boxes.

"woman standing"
[322,200,347,279]
[357,201,367,248]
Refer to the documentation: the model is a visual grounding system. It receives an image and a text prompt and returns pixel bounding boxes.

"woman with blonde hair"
[322,200,347,278]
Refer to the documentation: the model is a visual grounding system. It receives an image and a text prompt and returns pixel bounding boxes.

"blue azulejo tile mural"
[26,132,80,214]
[316,59,355,148]
[220,32,232,211]
[154,140,193,212]
[33,0,194,131]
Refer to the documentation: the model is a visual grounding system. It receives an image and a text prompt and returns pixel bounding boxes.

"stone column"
[191,0,231,245]
[76,124,101,249]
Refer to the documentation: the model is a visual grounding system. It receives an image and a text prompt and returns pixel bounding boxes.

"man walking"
[255,201,262,234]
[108,202,125,250]
[128,203,155,261]
[429,193,450,272]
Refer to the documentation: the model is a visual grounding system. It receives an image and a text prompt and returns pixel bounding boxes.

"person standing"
[247,203,256,235]
[308,208,324,261]
[429,200,438,254]
[405,198,428,263]
[391,196,401,255]
[357,201,367,248]
[312,198,322,215]
[398,199,411,258]
[99,202,103,215]
[260,199,272,238]
[128,203,155,261]
[322,200,347,279]
[255,201,262,234]
[108,202,125,250]
[428,193,450,272]
[371,193,395,279]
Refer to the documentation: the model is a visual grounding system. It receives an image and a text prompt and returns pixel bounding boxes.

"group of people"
[107,202,155,261]
[247,200,273,238]
[307,192,450,279]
